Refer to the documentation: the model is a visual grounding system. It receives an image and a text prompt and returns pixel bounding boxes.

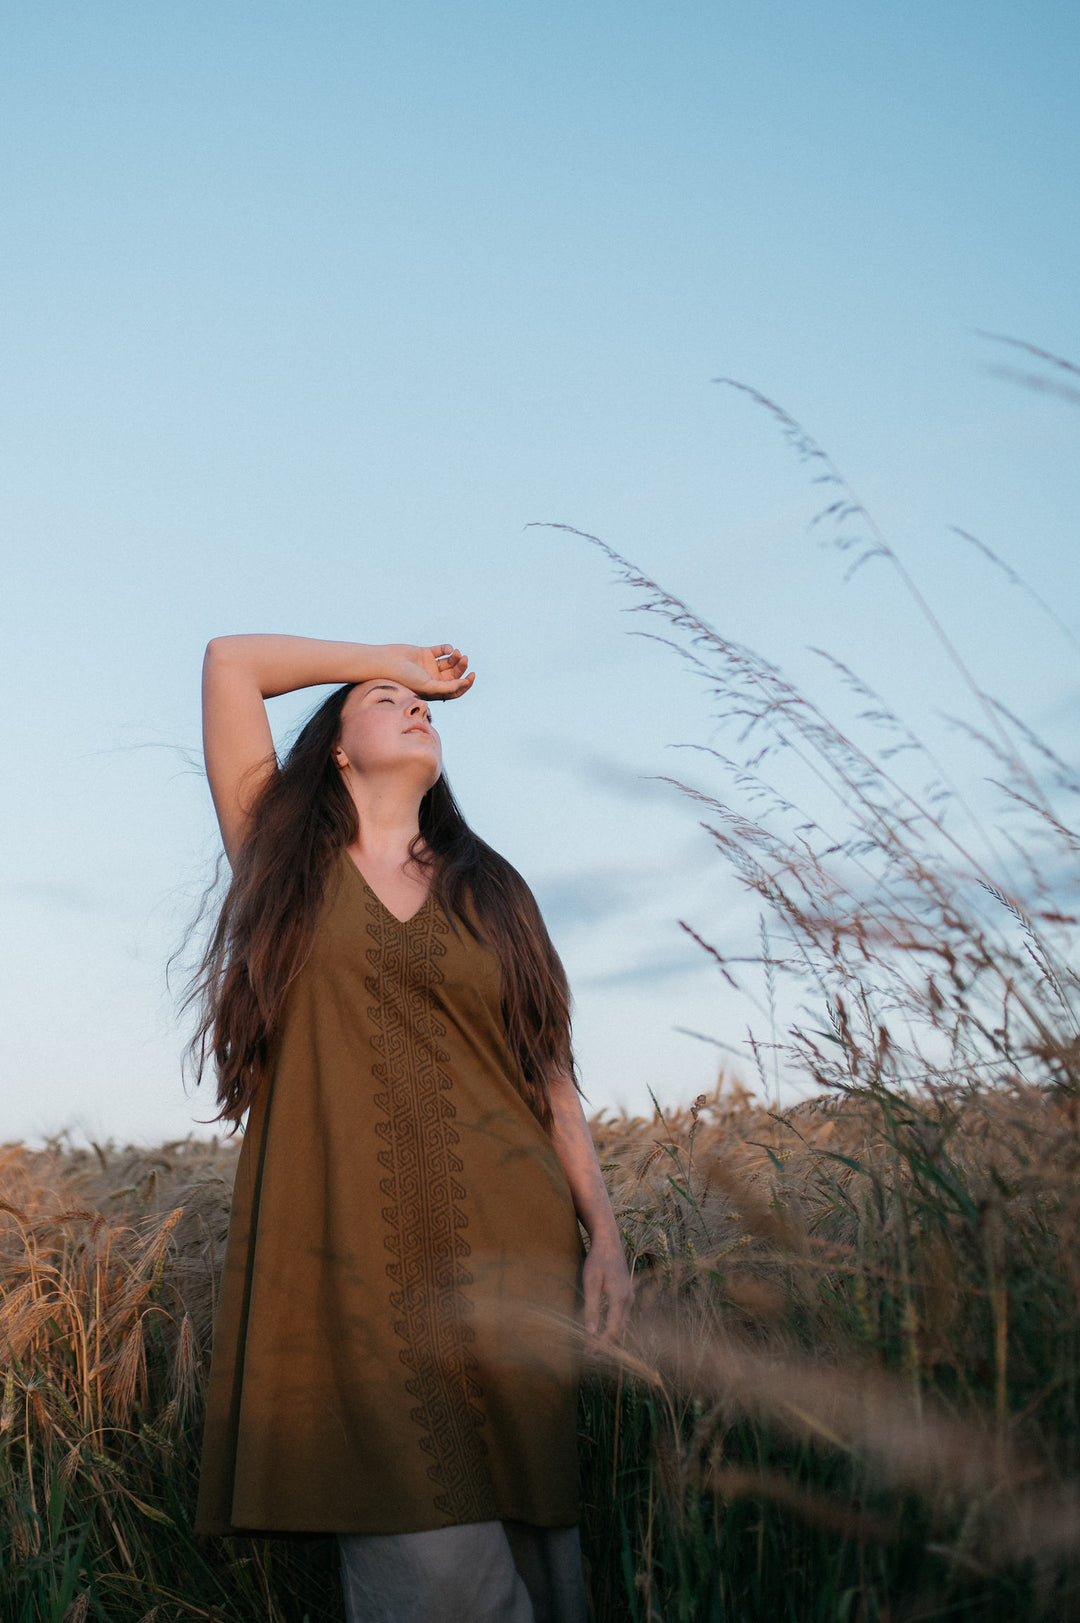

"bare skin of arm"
[547,1069,634,1348]
[202,633,473,863]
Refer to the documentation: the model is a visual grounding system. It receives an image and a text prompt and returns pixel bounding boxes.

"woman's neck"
[343,778,427,870]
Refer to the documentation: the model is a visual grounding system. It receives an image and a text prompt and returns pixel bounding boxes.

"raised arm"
[201,634,473,863]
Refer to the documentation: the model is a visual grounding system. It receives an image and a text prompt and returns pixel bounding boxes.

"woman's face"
[334,680,443,789]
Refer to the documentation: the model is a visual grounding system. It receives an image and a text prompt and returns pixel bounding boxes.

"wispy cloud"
[523,734,684,806]
[533,868,640,930]
[2,880,102,913]
[578,947,711,991]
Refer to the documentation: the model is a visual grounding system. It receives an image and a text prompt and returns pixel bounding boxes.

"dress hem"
[193,1504,582,1539]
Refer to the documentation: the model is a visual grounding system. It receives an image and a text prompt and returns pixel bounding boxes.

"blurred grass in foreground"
[4,1075,1080,1621]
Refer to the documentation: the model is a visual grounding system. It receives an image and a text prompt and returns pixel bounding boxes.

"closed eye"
[372,692,431,722]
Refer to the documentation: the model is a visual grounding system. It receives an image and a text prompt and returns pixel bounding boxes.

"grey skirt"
[338,1518,589,1623]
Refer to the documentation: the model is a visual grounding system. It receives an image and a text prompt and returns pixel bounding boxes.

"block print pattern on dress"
[365,900,494,1522]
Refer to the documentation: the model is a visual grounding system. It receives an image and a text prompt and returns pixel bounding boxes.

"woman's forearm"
[204,634,394,700]
[549,1069,634,1341]
[547,1071,621,1243]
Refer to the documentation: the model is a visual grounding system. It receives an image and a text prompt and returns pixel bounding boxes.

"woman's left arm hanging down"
[547,1071,634,1349]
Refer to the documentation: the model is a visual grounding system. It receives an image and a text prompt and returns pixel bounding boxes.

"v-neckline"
[341,847,434,928]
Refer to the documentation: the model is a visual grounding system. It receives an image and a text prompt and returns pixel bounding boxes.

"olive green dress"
[194,849,584,1536]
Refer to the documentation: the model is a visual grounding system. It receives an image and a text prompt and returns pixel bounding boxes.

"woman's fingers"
[583,1266,604,1338]
[430,643,467,671]
[429,671,475,701]
[425,645,475,697]
[596,1275,634,1346]
[583,1255,634,1347]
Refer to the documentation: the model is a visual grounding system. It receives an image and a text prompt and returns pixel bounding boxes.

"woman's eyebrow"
[364,680,428,710]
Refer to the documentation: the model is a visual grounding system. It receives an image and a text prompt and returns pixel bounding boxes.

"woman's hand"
[582,1229,634,1351]
[544,1068,634,1351]
[381,644,475,700]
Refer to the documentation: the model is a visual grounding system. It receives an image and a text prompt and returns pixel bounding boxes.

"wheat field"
[4,1069,1080,1621]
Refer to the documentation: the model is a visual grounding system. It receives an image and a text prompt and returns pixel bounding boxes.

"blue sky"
[2,1,1078,1143]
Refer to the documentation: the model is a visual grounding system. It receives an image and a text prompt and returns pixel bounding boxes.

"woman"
[186,633,633,1623]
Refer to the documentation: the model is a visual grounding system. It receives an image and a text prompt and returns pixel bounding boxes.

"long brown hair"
[182,682,578,1134]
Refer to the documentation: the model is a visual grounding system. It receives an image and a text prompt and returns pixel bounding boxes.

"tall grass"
[580,1078,1080,1621]
[5,1078,1080,1619]
[565,341,1080,1619]
[0,1138,343,1622]
[4,351,1077,1618]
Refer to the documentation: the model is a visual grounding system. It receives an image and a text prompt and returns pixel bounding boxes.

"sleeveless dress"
[194,848,585,1536]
